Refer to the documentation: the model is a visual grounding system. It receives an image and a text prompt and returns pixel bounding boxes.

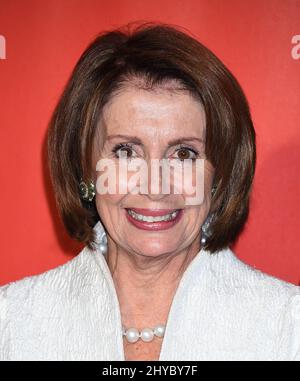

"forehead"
[102,87,206,140]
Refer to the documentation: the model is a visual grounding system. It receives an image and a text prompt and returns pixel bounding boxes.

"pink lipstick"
[125,208,183,231]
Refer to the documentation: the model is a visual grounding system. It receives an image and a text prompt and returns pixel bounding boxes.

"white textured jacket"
[0,221,300,361]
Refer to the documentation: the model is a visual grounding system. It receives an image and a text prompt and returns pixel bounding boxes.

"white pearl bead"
[125,328,139,343]
[154,324,165,337]
[99,244,107,254]
[140,328,154,342]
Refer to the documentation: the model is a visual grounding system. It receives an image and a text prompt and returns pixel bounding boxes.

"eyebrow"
[106,134,204,146]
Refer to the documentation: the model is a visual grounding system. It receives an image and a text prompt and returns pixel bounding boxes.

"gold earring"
[79,179,95,202]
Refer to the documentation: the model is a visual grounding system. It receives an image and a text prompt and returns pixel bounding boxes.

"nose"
[142,158,173,201]
[144,192,168,202]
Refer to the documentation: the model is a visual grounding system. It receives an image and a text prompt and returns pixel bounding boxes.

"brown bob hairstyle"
[47,21,256,254]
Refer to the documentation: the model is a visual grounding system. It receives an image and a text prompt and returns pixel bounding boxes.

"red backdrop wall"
[0,0,299,286]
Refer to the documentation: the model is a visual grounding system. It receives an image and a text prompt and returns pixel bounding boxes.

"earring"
[211,185,217,196]
[79,178,96,202]
[201,186,216,246]
[98,229,108,255]
[93,220,108,255]
[201,213,214,246]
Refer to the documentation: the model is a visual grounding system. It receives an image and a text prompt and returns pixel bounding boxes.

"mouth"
[124,208,183,231]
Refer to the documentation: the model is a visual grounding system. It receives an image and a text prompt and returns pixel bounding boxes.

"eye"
[112,143,137,159]
[173,146,199,161]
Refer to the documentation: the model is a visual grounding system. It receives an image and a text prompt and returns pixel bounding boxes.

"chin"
[130,241,181,258]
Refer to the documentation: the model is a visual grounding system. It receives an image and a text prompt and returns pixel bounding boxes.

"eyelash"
[112,143,136,158]
[176,145,199,161]
[111,143,199,161]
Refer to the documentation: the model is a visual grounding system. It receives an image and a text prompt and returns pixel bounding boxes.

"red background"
[0,0,299,286]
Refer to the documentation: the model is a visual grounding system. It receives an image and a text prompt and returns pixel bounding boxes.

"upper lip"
[126,208,181,217]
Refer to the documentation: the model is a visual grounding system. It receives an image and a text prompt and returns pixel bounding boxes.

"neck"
[105,238,201,329]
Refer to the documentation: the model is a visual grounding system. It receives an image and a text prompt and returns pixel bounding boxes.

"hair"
[47,21,256,253]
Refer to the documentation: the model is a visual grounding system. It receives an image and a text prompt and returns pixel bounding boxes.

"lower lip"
[125,209,183,231]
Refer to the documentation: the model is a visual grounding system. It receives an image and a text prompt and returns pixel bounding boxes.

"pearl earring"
[92,220,108,255]
[98,229,108,255]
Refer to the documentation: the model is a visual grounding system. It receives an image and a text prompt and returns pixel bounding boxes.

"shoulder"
[205,247,300,299]
[0,245,105,360]
[0,245,97,323]
[0,248,79,298]
[206,247,300,360]
[0,245,116,360]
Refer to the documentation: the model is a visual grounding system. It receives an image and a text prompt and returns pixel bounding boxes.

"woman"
[1,22,300,361]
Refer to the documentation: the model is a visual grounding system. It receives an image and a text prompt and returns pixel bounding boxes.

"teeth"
[127,209,179,222]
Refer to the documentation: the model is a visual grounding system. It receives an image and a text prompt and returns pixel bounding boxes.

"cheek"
[95,194,124,218]
[180,162,214,205]
[202,161,215,195]
[95,160,137,197]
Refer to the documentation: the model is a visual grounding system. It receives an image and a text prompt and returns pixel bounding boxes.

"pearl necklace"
[122,324,166,343]
[94,228,170,344]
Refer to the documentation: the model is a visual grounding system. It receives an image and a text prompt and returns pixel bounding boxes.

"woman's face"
[93,85,215,258]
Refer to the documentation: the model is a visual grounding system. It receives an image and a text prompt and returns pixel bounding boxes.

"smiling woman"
[0,21,300,361]
[93,86,210,261]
